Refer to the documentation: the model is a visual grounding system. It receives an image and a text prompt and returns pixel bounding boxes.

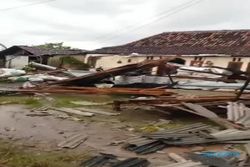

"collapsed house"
[0,45,87,69]
[87,29,250,73]
[2,31,250,167]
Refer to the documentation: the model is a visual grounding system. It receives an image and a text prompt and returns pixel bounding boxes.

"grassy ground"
[0,94,119,109]
[0,140,91,167]
[0,91,231,167]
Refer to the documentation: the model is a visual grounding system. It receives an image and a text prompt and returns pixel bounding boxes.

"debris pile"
[123,123,250,155]
[80,154,150,167]
[164,152,247,167]
[2,59,250,166]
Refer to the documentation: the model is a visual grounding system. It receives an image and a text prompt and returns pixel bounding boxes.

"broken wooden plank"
[13,87,175,96]
[51,107,94,117]
[158,155,206,167]
[157,161,205,167]
[58,134,88,149]
[182,103,242,129]
[48,58,173,86]
[168,153,188,163]
[76,107,120,116]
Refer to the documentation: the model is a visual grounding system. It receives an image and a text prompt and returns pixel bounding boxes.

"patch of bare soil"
[0,104,176,166]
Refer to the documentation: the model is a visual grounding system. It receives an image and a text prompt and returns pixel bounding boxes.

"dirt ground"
[0,87,235,167]
[0,102,175,166]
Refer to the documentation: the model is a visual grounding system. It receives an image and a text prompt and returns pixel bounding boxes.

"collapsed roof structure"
[0,45,87,57]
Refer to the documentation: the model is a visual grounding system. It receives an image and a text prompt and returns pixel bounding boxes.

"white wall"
[87,54,148,69]
[240,57,250,71]
[87,54,250,72]
[181,56,250,72]
[5,55,29,69]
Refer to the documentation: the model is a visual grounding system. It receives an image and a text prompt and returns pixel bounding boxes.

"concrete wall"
[240,57,250,71]
[5,55,29,69]
[86,54,148,69]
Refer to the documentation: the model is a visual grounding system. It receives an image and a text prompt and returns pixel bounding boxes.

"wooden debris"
[168,153,188,163]
[226,102,250,128]
[71,101,110,106]
[51,107,94,117]
[158,153,205,167]
[76,107,120,116]
[49,58,173,86]
[57,134,88,149]
[26,112,51,117]
[182,103,241,129]
[5,87,175,96]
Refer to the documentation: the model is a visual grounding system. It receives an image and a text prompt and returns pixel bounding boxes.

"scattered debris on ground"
[1,59,250,166]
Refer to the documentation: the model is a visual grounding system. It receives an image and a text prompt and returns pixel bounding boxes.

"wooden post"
[235,76,250,101]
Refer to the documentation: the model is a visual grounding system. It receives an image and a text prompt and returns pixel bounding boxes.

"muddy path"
[0,104,176,166]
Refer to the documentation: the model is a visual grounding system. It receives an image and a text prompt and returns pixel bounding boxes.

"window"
[117,60,122,64]
[232,57,237,62]
[159,56,162,59]
[127,59,132,63]
[194,57,202,61]
[238,58,242,62]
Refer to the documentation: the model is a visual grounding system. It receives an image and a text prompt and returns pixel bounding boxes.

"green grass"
[52,94,116,108]
[0,94,120,110]
[0,141,91,167]
[60,57,90,70]
[0,96,43,108]
[23,98,43,108]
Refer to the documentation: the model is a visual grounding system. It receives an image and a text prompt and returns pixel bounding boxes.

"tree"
[36,42,71,50]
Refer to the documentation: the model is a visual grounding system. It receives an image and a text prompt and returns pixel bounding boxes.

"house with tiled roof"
[87,30,250,72]
[0,45,87,69]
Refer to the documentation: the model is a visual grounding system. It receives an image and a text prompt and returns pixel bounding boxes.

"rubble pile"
[1,59,250,166]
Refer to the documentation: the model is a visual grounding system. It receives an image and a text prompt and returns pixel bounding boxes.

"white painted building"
[87,30,250,72]
[0,45,87,69]
[5,55,29,69]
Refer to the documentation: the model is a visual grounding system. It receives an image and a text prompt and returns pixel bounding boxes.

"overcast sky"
[0,0,250,50]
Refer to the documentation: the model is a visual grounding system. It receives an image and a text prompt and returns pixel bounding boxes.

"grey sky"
[0,0,250,50]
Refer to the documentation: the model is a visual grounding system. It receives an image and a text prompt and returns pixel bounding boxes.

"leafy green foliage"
[36,42,71,50]
[60,57,90,70]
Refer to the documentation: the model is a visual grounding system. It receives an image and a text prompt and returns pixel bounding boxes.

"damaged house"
[0,45,87,69]
[87,29,250,73]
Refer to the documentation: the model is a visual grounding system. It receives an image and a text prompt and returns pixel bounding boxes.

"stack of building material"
[227,102,250,128]
[2,87,175,96]
[124,123,212,155]
[80,154,117,167]
[123,123,250,155]
[114,97,250,129]
[80,154,150,167]
[49,58,173,86]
